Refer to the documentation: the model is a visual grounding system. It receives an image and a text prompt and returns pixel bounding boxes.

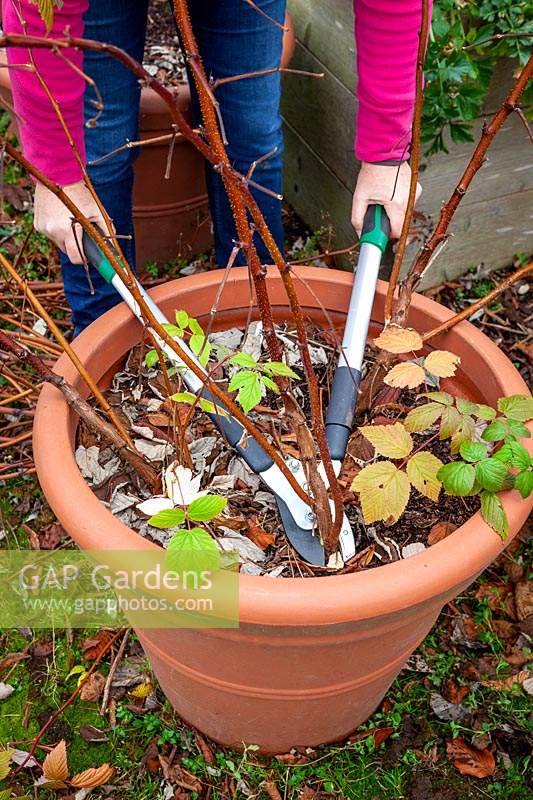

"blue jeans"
[62,0,285,335]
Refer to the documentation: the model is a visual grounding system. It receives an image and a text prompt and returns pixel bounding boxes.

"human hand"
[34,180,112,264]
[351,161,421,240]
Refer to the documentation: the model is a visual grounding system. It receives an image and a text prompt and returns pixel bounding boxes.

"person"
[3,0,430,335]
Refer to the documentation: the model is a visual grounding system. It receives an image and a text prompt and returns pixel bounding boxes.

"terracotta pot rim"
[33,268,533,626]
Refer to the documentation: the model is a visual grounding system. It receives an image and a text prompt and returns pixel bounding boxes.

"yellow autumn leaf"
[406,452,443,501]
[129,682,153,698]
[70,764,115,788]
[351,461,410,523]
[359,422,413,459]
[0,749,13,781]
[42,740,68,784]
[374,324,423,354]
[424,350,461,378]
[404,402,444,433]
[384,361,426,389]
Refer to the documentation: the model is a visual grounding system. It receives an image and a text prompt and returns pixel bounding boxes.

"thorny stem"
[171,2,342,549]
[0,330,160,490]
[384,0,430,323]
[212,66,323,89]
[422,259,533,342]
[171,1,285,367]
[0,250,134,448]
[0,137,313,508]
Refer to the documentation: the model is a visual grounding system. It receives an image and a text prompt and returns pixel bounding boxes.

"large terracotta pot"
[33,269,533,753]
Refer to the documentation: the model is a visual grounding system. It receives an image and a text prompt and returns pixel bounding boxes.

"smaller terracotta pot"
[133,83,212,268]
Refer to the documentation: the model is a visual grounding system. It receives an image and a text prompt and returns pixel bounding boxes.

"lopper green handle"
[359,204,391,254]
[82,229,119,283]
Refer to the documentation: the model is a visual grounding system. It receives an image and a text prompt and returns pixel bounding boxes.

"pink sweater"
[2,0,430,185]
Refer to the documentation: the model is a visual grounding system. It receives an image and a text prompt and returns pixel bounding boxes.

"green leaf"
[515,469,533,499]
[459,441,488,463]
[262,361,299,379]
[162,323,184,338]
[166,528,220,575]
[261,375,280,393]
[229,352,259,369]
[456,397,478,415]
[198,341,212,368]
[188,318,204,336]
[425,391,453,405]
[189,333,203,354]
[66,664,86,681]
[475,457,509,492]
[497,394,533,422]
[404,402,444,433]
[0,790,15,800]
[482,419,508,442]
[506,419,531,440]
[480,492,509,539]
[175,309,189,329]
[171,391,229,417]
[492,441,531,470]
[145,349,160,369]
[148,508,186,529]
[228,370,263,413]
[475,404,496,421]
[187,495,227,522]
[437,461,476,496]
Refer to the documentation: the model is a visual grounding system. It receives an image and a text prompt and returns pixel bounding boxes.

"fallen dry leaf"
[79,725,108,743]
[428,521,458,545]
[515,580,533,621]
[42,739,68,784]
[446,737,495,778]
[444,679,470,705]
[70,764,115,788]
[0,652,29,671]
[514,341,533,364]
[264,779,283,800]
[81,631,114,660]
[246,517,276,550]
[195,732,215,765]
[80,671,106,702]
[482,669,530,692]
[491,619,517,640]
[38,522,64,550]
[475,583,516,619]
